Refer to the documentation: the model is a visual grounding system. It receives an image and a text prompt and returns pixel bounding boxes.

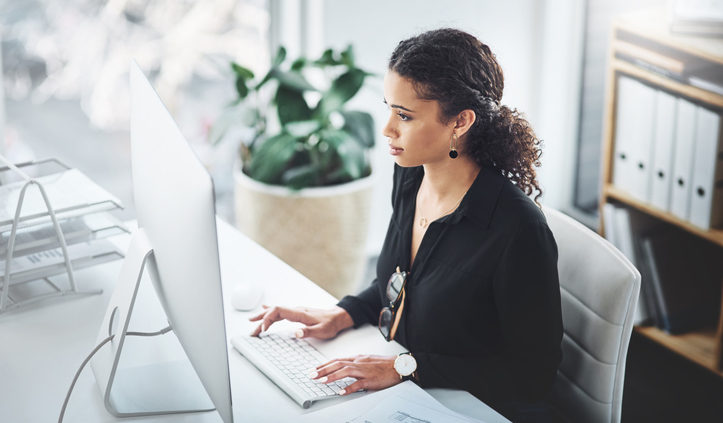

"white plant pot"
[233,166,374,299]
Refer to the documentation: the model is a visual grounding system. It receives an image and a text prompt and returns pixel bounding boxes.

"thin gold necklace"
[417,192,465,228]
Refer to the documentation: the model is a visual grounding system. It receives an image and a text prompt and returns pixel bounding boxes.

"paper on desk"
[299,381,487,423]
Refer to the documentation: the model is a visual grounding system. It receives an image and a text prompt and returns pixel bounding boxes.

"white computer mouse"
[231,281,264,311]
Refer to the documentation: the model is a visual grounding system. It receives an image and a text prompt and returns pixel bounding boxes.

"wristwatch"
[394,352,418,381]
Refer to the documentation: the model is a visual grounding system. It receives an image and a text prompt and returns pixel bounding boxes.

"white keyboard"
[231,333,356,408]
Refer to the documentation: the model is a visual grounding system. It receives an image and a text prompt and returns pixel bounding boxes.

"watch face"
[394,353,417,376]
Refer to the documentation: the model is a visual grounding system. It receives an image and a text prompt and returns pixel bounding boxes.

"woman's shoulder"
[492,176,549,231]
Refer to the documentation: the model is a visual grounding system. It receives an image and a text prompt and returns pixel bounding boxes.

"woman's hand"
[311,355,401,395]
[249,305,354,339]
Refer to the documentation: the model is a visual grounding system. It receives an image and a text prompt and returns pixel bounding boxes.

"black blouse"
[337,164,563,411]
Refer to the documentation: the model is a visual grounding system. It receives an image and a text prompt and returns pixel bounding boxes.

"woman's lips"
[389,145,403,156]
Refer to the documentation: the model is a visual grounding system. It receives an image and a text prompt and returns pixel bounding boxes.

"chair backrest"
[543,207,640,423]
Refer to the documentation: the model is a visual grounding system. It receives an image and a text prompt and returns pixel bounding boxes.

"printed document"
[300,381,489,423]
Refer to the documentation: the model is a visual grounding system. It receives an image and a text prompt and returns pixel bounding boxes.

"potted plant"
[213,46,376,298]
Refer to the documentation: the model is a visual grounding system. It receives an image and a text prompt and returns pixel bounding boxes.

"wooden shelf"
[612,59,723,109]
[603,184,723,248]
[636,326,722,376]
[614,9,723,66]
[602,9,723,381]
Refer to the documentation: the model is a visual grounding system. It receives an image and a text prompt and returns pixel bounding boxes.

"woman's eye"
[396,112,411,121]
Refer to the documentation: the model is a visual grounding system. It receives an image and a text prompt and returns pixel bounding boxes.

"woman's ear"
[453,109,476,137]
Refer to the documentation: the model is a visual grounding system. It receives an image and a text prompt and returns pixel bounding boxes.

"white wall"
[274,0,585,254]
[530,0,586,214]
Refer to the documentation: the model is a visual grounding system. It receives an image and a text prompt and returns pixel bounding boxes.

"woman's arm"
[336,279,385,328]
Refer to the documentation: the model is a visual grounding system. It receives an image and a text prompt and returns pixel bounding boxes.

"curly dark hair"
[388,28,544,204]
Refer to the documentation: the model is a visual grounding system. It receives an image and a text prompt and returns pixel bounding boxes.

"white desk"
[0,219,509,423]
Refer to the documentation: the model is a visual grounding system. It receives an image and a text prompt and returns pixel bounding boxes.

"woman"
[250,28,563,421]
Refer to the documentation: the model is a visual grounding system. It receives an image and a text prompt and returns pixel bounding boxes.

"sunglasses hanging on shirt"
[378,266,408,341]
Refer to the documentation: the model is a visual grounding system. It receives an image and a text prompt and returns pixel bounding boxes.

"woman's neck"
[420,156,481,204]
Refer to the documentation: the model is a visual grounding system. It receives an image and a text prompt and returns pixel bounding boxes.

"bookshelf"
[599,9,723,377]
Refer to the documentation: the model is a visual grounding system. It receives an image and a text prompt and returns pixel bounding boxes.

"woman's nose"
[382,114,396,139]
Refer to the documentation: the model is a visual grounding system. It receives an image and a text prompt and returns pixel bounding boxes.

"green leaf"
[255,68,273,89]
[285,120,322,138]
[271,68,317,92]
[231,62,254,80]
[340,110,375,148]
[282,164,321,189]
[335,135,366,180]
[314,48,337,66]
[291,58,307,71]
[235,77,249,99]
[248,133,298,183]
[317,128,347,149]
[272,46,287,67]
[231,62,254,99]
[315,68,366,118]
[275,86,312,125]
[317,129,365,181]
[340,45,355,67]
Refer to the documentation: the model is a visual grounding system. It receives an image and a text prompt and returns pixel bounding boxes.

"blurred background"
[1,0,722,420]
[1,0,599,240]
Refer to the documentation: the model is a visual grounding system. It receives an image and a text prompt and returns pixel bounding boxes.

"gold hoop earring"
[449,133,458,159]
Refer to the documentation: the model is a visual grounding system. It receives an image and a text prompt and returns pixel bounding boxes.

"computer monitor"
[90,62,233,422]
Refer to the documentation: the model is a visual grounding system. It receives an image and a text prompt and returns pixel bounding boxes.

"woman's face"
[382,71,455,167]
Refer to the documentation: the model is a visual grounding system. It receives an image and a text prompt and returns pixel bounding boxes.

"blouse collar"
[398,165,506,229]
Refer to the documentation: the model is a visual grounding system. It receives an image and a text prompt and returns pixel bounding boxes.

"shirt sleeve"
[337,281,384,328]
[414,219,563,404]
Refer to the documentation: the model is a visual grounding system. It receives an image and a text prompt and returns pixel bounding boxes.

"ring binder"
[0,156,129,314]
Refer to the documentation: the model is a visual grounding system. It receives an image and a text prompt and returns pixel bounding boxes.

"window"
[1,0,270,220]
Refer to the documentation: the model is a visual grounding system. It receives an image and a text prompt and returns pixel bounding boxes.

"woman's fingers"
[322,365,362,383]
[314,359,383,382]
[248,311,266,322]
[263,307,317,327]
[313,360,352,378]
[248,305,272,321]
[248,306,321,336]
[339,380,366,395]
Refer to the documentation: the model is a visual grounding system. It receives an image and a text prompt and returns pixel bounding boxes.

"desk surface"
[0,219,508,423]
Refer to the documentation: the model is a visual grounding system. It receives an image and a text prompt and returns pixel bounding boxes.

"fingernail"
[309,371,318,378]
[261,323,266,332]
[339,389,346,396]
[295,329,303,338]
[317,376,327,383]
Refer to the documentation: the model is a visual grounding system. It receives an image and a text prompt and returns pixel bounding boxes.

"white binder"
[669,98,697,221]
[628,80,657,202]
[613,76,637,193]
[613,76,656,201]
[689,106,723,229]
[650,90,678,211]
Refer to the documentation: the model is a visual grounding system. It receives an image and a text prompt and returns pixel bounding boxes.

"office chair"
[543,207,641,423]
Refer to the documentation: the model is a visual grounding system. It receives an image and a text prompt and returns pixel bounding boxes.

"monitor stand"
[90,229,216,417]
